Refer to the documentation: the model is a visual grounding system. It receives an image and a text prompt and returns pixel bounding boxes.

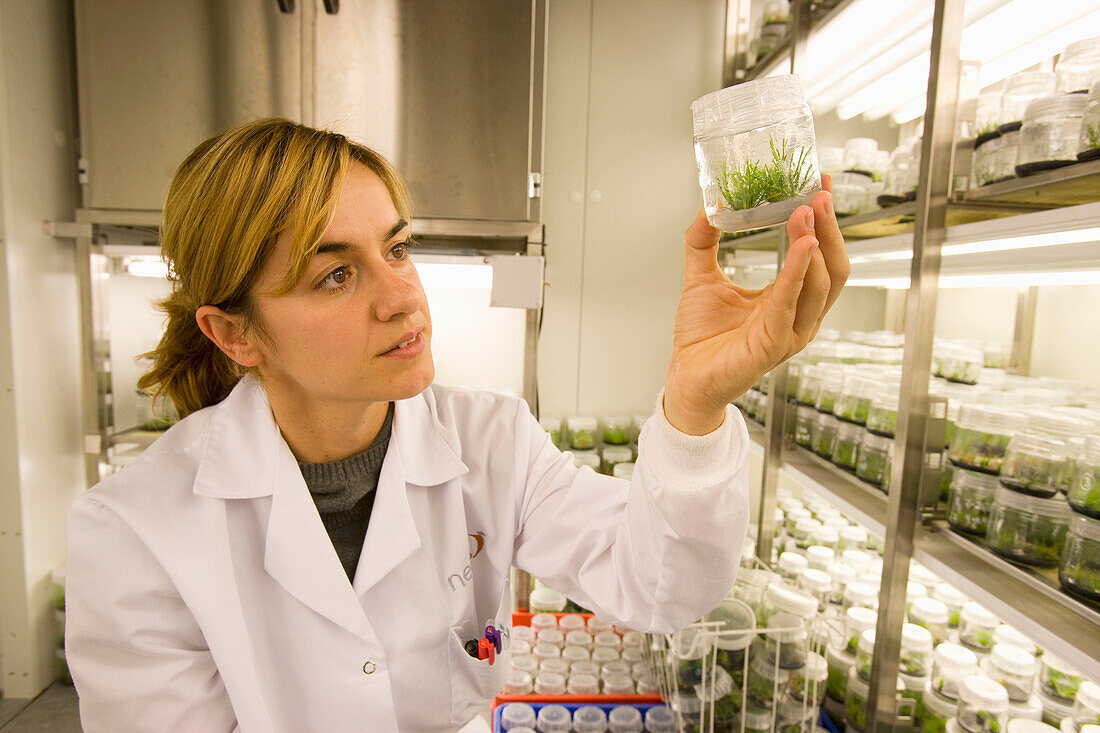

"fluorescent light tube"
[849,271,1100,289]
[415,262,493,290]
[125,259,170,278]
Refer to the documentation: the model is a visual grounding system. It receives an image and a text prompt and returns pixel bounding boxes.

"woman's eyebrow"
[314,219,408,257]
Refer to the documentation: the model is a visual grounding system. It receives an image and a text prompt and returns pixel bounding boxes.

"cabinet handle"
[276,0,294,13]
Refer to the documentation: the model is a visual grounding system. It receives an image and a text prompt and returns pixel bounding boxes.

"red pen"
[478,638,492,664]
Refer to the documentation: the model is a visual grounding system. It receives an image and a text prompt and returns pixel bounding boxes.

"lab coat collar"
[192,375,469,500]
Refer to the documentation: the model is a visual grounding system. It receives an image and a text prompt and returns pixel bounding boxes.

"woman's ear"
[195,305,264,368]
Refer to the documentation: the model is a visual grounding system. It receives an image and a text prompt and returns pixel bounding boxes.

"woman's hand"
[663,174,850,435]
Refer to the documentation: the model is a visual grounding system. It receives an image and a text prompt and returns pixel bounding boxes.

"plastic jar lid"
[824,516,851,530]
[562,645,590,664]
[531,611,560,630]
[766,582,819,618]
[1030,411,1094,439]
[571,450,601,469]
[612,462,635,480]
[1006,431,1068,461]
[767,611,808,643]
[989,643,1036,675]
[704,598,757,650]
[961,602,998,628]
[836,421,864,440]
[812,526,841,546]
[924,680,961,716]
[843,550,874,572]
[1007,722,1059,733]
[1004,70,1057,96]
[571,660,600,677]
[505,668,533,693]
[990,625,1036,656]
[788,506,813,521]
[540,416,562,432]
[858,629,876,655]
[565,629,592,648]
[567,416,597,431]
[862,432,894,452]
[902,623,934,652]
[533,642,561,659]
[796,517,824,535]
[909,564,939,589]
[960,674,1010,710]
[1070,513,1100,542]
[827,561,857,587]
[608,705,643,731]
[510,654,538,674]
[602,416,630,429]
[573,705,608,733]
[845,582,878,607]
[846,605,877,631]
[803,651,829,682]
[601,660,632,679]
[697,666,735,701]
[536,703,572,732]
[538,628,565,647]
[953,468,1001,495]
[1078,681,1100,712]
[993,486,1073,518]
[841,527,869,546]
[800,568,833,595]
[779,552,810,576]
[690,75,808,138]
[845,137,879,155]
[558,614,586,633]
[956,404,1029,434]
[502,702,537,729]
[910,596,950,625]
[595,631,622,649]
[808,545,836,567]
[621,630,645,648]
[908,582,928,603]
[672,627,708,659]
[603,446,634,463]
[1024,93,1087,122]
[933,583,966,608]
[935,642,978,670]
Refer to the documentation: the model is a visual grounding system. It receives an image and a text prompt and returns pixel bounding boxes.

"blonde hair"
[138,117,412,418]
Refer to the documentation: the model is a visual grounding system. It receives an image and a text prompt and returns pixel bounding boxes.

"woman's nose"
[372,265,424,322]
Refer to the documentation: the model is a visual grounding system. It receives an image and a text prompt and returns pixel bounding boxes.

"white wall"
[933,287,1017,344]
[539,0,727,419]
[0,0,86,698]
[1032,285,1100,389]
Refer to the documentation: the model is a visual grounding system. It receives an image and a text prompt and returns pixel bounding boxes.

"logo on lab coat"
[468,532,485,559]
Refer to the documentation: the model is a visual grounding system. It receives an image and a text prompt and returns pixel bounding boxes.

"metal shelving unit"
[744,420,1100,682]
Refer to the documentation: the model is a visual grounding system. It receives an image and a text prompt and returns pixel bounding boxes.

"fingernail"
[804,207,815,230]
[824,192,834,217]
[809,237,819,250]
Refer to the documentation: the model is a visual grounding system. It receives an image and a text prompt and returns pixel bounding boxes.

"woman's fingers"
[683,205,723,281]
[766,205,819,342]
[791,247,831,350]
[810,177,850,314]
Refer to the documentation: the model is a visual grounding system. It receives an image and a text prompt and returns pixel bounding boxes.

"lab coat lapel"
[351,390,469,595]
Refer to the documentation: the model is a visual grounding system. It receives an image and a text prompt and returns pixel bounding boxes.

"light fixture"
[125,258,170,278]
[415,262,494,290]
[849,271,1100,289]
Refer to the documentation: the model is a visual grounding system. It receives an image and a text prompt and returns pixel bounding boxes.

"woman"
[66,118,847,732]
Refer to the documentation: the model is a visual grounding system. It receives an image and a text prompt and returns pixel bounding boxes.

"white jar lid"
[530,587,567,612]
[827,562,857,586]
[902,623,934,652]
[571,660,600,677]
[935,641,978,670]
[845,581,878,606]
[571,450,601,469]
[562,644,590,663]
[540,416,562,432]
[858,629,876,655]
[824,516,851,530]
[923,680,960,716]
[961,601,998,628]
[812,526,840,545]
[846,605,877,632]
[612,462,635,480]
[960,674,1010,710]
[807,546,836,566]
[537,628,564,646]
[796,517,823,534]
[533,642,561,659]
[910,596,949,625]
[601,416,630,428]
[1006,721,1058,733]
[933,583,966,607]
[799,568,833,594]
[567,416,597,431]
[766,582,818,618]
[991,625,1037,655]
[594,631,621,648]
[842,550,874,572]
[907,582,928,603]
[909,564,939,589]
[602,446,634,463]
[1078,681,1100,712]
[779,552,809,575]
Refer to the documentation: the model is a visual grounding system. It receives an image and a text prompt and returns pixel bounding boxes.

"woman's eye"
[319,266,350,290]
[391,238,418,260]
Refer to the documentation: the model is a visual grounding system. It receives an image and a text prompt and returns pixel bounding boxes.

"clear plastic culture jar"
[845,666,904,732]
[843,581,878,615]
[533,643,561,664]
[694,666,741,730]
[837,375,879,425]
[976,92,1005,137]
[957,675,1009,733]
[843,137,879,175]
[932,642,979,700]
[592,647,620,667]
[571,660,600,679]
[984,487,1071,568]
[505,669,534,695]
[920,680,959,733]
[908,596,950,645]
[672,626,712,686]
[601,660,632,680]
[867,391,900,437]
[950,468,1003,537]
[1074,682,1100,729]
[594,631,621,650]
[644,707,677,733]
[534,671,566,695]
[763,612,810,670]
[601,417,631,445]
[933,583,966,627]
[813,413,840,458]
[563,645,591,665]
[941,344,984,386]
[798,568,833,612]
[981,644,1037,702]
[531,587,567,613]
[1068,435,1100,519]
[692,75,821,232]
[816,371,844,415]
[797,365,823,405]
[761,582,817,628]
[537,628,565,649]
[567,417,598,450]
[844,606,877,655]
[540,417,562,446]
[958,602,998,653]
[1001,71,1056,126]
[785,506,812,534]
[1016,95,1088,175]
[778,551,808,583]
[601,446,634,475]
[996,127,1021,181]
[512,625,536,646]
[706,598,757,677]
[973,132,1002,187]
[901,623,935,677]
[826,562,856,605]
[1081,80,1100,158]
[806,545,835,572]
[573,706,608,733]
[840,526,869,552]
[1041,654,1083,701]
[791,517,822,549]
[1056,36,1100,93]
[746,642,790,706]
[795,405,816,448]
[565,632,593,652]
[832,421,863,472]
[810,525,840,552]
[856,630,876,681]
[826,643,854,703]
[1059,513,1100,604]
[819,146,845,174]
[558,614,585,634]
[950,404,1024,473]
[857,431,893,488]
[831,172,872,217]
[531,613,559,633]
[1000,432,1071,498]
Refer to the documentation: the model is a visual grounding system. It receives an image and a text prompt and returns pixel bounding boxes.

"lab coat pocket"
[445,580,510,725]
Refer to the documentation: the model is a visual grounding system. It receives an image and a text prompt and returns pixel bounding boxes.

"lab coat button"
[362,660,376,675]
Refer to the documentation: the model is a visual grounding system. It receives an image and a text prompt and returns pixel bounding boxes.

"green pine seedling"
[716,138,816,212]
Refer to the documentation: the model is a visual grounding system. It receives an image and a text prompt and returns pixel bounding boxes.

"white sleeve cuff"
[637,390,748,489]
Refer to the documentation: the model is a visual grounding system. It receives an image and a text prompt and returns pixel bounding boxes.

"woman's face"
[248,163,434,405]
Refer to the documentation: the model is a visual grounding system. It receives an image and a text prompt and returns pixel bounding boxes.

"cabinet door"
[74,0,300,211]
[314,0,538,222]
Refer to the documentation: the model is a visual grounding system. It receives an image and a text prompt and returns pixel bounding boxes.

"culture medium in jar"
[958,602,998,653]
[1081,80,1100,161]
[984,487,1072,567]
[1068,435,1100,520]
[957,675,1010,733]
[600,416,631,446]
[948,405,1027,474]
[1056,36,1100,93]
[567,417,598,450]
[932,642,979,700]
[948,468,1003,538]
[832,421,864,472]
[1016,95,1088,176]
[981,643,1037,703]
[1060,513,1100,604]
[692,75,821,232]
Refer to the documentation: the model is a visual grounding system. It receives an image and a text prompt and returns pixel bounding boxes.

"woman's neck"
[264,384,392,464]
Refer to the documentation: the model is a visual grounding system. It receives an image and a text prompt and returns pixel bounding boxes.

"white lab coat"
[66,375,750,732]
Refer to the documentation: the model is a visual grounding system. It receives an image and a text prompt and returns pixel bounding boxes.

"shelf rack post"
[868,0,966,730]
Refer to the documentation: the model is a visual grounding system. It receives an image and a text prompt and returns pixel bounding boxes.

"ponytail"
[138,290,247,419]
